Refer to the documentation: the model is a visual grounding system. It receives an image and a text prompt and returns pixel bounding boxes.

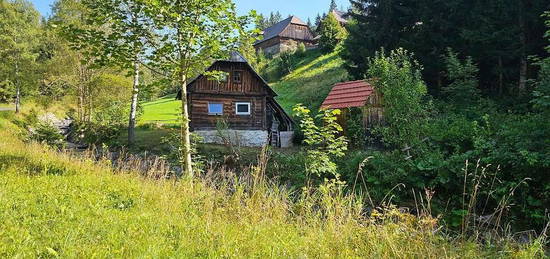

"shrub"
[367,48,429,148]
[30,121,65,148]
[293,104,348,181]
[318,13,347,53]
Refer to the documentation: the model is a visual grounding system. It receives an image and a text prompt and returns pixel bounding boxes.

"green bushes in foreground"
[0,116,547,258]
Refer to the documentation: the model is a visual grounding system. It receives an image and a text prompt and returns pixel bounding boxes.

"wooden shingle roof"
[321,80,374,109]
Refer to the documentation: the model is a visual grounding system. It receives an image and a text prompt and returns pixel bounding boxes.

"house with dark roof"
[331,9,351,25]
[176,52,294,148]
[254,16,316,55]
[321,80,384,131]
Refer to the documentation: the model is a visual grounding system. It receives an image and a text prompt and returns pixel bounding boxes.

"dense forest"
[0,0,549,256]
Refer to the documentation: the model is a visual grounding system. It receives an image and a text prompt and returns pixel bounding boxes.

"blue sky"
[30,0,350,22]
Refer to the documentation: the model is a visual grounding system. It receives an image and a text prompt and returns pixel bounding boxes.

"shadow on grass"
[0,154,72,176]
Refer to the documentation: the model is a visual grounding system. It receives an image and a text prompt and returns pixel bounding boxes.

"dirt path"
[0,107,15,111]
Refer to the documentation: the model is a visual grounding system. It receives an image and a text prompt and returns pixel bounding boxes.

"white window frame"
[208,102,223,115]
[235,102,251,115]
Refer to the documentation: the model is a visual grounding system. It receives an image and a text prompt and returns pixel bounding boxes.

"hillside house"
[176,52,294,148]
[254,16,316,55]
[321,80,384,131]
[331,9,351,26]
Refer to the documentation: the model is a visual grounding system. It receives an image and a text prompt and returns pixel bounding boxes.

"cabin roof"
[176,52,276,98]
[331,9,350,24]
[254,16,313,45]
[321,80,374,109]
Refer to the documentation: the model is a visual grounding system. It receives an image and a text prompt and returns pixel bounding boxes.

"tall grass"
[0,115,546,258]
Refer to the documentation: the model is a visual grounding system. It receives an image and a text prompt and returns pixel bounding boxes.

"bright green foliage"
[30,121,66,148]
[318,13,347,53]
[442,49,481,111]
[0,80,14,103]
[0,0,42,111]
[367,49,428,148]
[293,104,348,179]
[64,0,153,146]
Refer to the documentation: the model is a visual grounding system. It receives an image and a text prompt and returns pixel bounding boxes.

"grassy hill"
[0,113,544,258]
[269,49,349,113]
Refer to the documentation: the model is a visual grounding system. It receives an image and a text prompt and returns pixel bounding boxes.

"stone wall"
[194,130,269,147]
[262,44,281,56]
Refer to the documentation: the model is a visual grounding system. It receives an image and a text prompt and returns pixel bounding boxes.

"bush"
[30,121,65,148]
[70,121,122,146]
[367,48,429,148]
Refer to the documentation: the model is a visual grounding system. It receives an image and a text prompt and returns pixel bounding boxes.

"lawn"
[140,94,180,125]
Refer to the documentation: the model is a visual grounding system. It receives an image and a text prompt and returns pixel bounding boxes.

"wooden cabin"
[321,80,384,131]
[331,9,351,26]
[254,16,316,55]
[177,52,294,148]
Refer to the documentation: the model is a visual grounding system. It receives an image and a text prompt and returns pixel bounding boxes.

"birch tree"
[145,0,256,177]
[0,0,41,113]
[71,0,153,146]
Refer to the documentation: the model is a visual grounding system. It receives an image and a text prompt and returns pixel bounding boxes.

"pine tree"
[342,0,548,95]
[329,0,337,12]
[314,13,322,29]
[442,49,481,111]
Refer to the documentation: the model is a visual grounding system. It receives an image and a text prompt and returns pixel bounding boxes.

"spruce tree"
[329,0,337,12]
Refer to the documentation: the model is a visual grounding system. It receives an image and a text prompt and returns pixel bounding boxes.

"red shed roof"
[321,80,374,109]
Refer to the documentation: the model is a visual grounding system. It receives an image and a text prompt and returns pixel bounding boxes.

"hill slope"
[270,49,349,113]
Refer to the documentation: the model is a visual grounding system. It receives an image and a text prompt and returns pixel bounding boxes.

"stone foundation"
[194,130,269,147]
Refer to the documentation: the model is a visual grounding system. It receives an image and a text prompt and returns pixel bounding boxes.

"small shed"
[321,80,384,130]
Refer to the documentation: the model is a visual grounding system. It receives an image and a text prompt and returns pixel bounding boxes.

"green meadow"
[0,113,544,258]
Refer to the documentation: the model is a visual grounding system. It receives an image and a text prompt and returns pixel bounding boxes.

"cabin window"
[235,102,251,115]
[208,102,223,115]
[232,71,242,83]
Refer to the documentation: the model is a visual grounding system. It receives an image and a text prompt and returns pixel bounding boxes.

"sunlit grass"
[0,116,545,258]
[140,94,180,125]
[271,49,349,112]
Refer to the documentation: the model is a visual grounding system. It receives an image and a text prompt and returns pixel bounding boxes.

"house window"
[235,102,251,115]
[232,71,242,83]
[208,102,223,115]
